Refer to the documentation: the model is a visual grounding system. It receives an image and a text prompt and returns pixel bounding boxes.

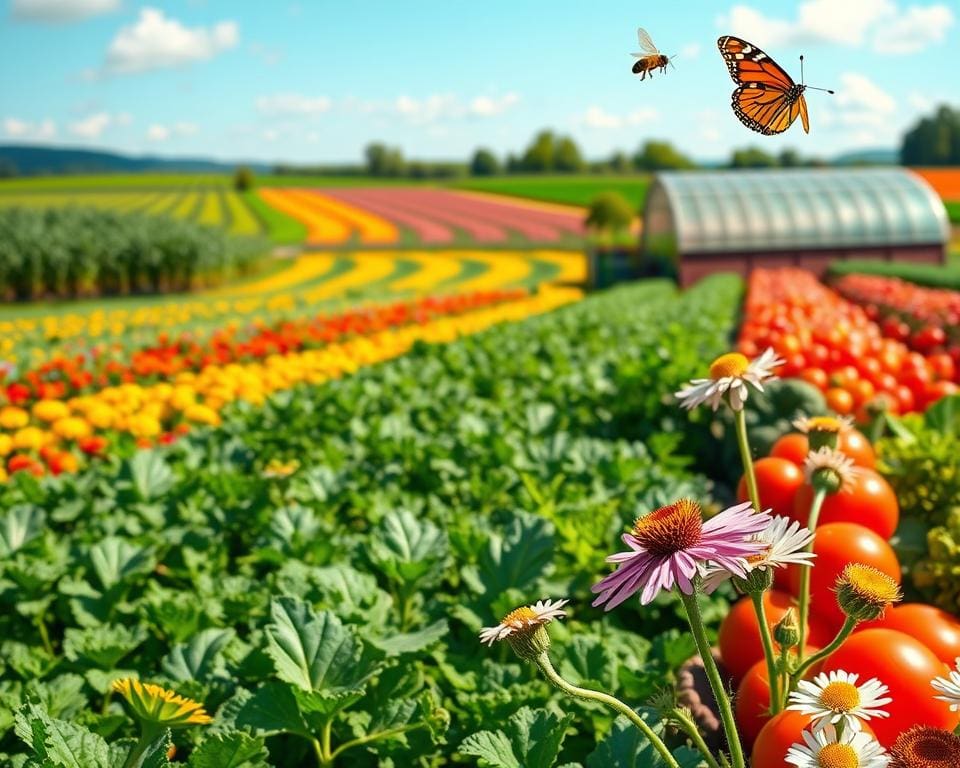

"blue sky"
[1,0,957,164]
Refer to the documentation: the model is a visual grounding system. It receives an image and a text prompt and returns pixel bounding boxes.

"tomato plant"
[823,629,956,746]
[752,711,875,768]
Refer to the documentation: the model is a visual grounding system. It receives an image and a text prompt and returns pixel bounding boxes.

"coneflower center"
[819,681,861,712]
[894,726,960,766]
[632,499,703,556]
[709,352,750,380]
[502,606,538,627]
[817,744,859,768]
[842,564,901,606]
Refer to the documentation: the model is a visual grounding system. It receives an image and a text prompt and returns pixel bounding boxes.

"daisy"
[700,515,815,592]
[788,670,891,733]
[889,726,960,768]
[793,414,854,434]
[931,657,960,711]
[479,599,568,646]
[112,679,212,727]
[675,348,784,412]
[803,446,860,492]
[786,725,889,768]
[591,499,770,609]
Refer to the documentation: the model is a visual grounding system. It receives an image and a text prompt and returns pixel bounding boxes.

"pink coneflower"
[591,499,771,609]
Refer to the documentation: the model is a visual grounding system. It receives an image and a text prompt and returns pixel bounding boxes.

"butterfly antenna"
[800,54,835,94]
[669,55,676,69]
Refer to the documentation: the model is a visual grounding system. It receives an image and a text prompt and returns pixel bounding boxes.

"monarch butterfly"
[631,28,671,80]
[717,35,833,135]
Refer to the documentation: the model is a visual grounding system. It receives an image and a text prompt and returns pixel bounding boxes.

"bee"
[631,28,671,80]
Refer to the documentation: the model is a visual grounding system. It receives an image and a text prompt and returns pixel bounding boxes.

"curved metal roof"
[643,168,949,253]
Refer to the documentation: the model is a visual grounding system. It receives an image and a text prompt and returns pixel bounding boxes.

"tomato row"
[738,268,959,417]
[718,425,960,756]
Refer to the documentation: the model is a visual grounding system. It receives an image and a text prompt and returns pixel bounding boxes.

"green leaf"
[0,506,44,557]
[87,538,154,592]
[139,732,172,768]
[161,629,235,683]
[925,393,960,435]
[558,635,617,691]
[368,510,449,590]
[460,707,573,768]
[128,451,175,501]
[15,702,110,768]
[232,683,311,738]
[586,711,675,768]
[367,620,448,656]
[187,732,269,768]
[62,624,146,669]
[265,598,378,694]
[474,513,554,598]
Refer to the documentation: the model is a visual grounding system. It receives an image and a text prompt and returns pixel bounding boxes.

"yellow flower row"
[1,287,583,475]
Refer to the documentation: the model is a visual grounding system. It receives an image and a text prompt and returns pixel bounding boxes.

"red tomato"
[823,629,956,746]
[769,433,809,466]
[926,380,960,406]
[830,365,860,388]
[825,388,854,415]
[849,378,876,406]
[736,659,771,751]
[737,457,804,519]
[895,384,916,413]
[718,591,832,682]
[793,468,898,539]
[862,604,960,665]
[752,711,875,768]
[838,428,876,469]
[786,522,901,630]
[799,367,828,390]
[929,352,956,382]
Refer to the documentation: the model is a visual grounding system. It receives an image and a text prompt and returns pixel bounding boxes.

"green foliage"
[233,167,255,192]
[516,131,584,173]
[0,276,744,765]
[364,142,406,177]
[901,104,960,165]
[584,192,635,236]
[455,175,651,209]
[632,141,694,171]
[471,148,501,176]
[0,207,266,299]
[729,146,778,168]
[827,259,960,291]
[459,706,574,767]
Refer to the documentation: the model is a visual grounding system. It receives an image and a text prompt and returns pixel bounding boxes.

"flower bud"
[506,623,553,661]
[733,564,774,595]
[835,563,901,622]
[774,607,800,649]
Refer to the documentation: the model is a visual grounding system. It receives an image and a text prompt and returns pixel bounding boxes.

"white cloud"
[581,105,659,129]
[718,1,953,54]
[11,0,119,22]
[262,128,278,141]
[146,122,199,141]
[681,42,702,59]
[468,92,520,117]
[873,4,954,53]
[104,7,238,75]
[256,93,331,116]
[835,72,897,126]
[69,112,111,138]
[3,117,56,139]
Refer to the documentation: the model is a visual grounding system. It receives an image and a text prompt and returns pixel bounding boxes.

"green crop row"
[0,275,743,766]
[827,258,960,290]
[0,207,269,300]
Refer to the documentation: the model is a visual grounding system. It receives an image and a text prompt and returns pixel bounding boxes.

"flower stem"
[777,645,791,712]
[750,592,781,714]
[797,486,827,660]
[535,653,680,768]
[670,707,722,768]
[789,616,858,691]
[330,723,426,761]
[122,723,163,768]
[734,409,761,512]
[679,590,745,768]
[35,615,54,657]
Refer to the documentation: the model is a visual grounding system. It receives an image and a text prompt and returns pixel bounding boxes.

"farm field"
[455,173,652,209]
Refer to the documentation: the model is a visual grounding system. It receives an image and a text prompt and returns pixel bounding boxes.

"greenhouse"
[642,168,950,285]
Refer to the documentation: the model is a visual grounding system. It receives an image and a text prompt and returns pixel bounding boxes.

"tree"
[584,191,635,238]
[365,142,405,176]
[730,146,778,168]
[520,130,556,172]
[778,148,802,167]
[233,166,254,191]
[632,140,695,171]
[901,105,960,165]
[608,151,632,174]
[554,137,584,172]
[470,148,500,176]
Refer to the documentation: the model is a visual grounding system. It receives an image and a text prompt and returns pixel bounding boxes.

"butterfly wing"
[718,36,805,134]
[635,27,660,56]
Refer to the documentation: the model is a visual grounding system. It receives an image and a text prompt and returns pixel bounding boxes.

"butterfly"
[717,35,833,135]
[631,28,671,81]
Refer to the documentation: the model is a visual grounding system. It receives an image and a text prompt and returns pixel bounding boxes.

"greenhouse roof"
[646,168,949,253]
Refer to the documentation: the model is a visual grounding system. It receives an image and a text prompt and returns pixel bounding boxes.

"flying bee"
[631,28,672,80]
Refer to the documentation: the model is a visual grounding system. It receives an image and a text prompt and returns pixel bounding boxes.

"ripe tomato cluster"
[738,268,959,417]
[717,425,960,755]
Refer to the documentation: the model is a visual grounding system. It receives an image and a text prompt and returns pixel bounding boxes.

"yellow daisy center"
[818,743,859,768]
[819,681,861,712]
[807,416,845,433]
[709,352,750,380]
[839,564,901,607]
[632,499,703,557]
[502,606,538,627]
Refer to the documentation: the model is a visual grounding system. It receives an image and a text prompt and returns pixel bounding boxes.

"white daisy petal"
[479,599,569,646]
[675,348,782,413]
[932,657,960,710]
[785,724,889,768]
[787,669,891,734]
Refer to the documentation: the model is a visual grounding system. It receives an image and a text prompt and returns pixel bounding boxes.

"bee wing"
[636,27,660,56]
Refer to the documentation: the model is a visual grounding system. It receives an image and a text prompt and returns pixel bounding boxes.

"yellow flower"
[0,407,30,430]
[184,404,220,426]
[0,467,7,483]
[112,679,212,727]
[85,404,115,430]
[32,399,70,423]
[13,426,47,451]
[52,417,92,441]
[0,434,12,457]
[126,414,161,438]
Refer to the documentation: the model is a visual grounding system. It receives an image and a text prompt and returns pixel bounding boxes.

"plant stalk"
[679,590,745,768]
[734,409,761,512]
[671,707,722,768]
[789,616,858,691]
[536,653,680,768]
[797,487,827,659]
[750,592,781,714]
